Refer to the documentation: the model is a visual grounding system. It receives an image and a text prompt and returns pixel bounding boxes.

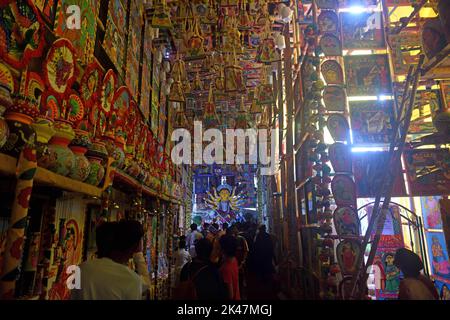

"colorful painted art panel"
[158,90,167,145]
[125,0,143,99]
[104,15,125,73]
[426,231,450,281]
[344,55,392,96]
[373,247,401,300]
[421,196,444,230]
[341,11,384,49]
[151,57,160,136]
[404,149,450,196]
[350,100,394,144]
[367,204,404,248]
[54,0,98,65]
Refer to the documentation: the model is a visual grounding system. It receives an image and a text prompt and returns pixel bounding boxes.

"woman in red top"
[219,235,240,300]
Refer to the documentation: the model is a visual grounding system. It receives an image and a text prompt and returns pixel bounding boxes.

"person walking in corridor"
[219,234,240,300]
[394,248,439,300]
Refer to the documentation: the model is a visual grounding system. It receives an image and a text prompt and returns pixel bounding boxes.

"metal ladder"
[348,55,425,299]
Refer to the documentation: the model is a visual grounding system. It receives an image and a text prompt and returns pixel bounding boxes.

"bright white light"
[340,6,366,14]
[348,96,378,101]
[378,95,394,100]
[351,147,385,152]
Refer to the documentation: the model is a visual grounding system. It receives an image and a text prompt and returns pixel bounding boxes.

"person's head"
[96,221,118,258]
[220,234,237,258]
[203,222,210,230]
[111,220,144,263]
[179,239,186,250]
[190,223,198,231]
[228,224,238,237]
[394,248,424,278]
[259,224,267,233]
[179,235,186,243]
[222,222,229,231]
[195,238,213,261]
[212,223,219,230]
[384,253,395,266]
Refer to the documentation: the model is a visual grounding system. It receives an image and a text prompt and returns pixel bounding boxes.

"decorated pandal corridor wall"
[0,0,449,300]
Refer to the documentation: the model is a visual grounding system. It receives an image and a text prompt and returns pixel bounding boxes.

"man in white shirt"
[172,239,191,288]
[71,221,145,300]
[186,223,203,257]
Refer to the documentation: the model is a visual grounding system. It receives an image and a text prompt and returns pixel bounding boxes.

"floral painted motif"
[17,187,32,209]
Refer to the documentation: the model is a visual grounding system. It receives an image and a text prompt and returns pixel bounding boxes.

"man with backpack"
[176,238,227,300]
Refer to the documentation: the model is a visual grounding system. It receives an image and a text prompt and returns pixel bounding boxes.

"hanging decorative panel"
[54,0,99,65]
[350,100,394,144]
[341,11,384,49]
[103,0,127,73]
[125,0,143,99]
[404,148,450,196]
[151,55,160,136]
[344,54,392,96]
[352,151,406,197]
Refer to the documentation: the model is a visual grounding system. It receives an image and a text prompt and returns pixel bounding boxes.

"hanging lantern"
[169,81,185,102]
[238,0,252,31]
[203,84,220,129]
[256,68,275,105]
[152,0,172,29]
[258,105,270,129]
[192,71,203,92]
[186,17,206,60]
[250,97,262,115]
[256,30,280,64]
[235,96,249,129]
[173,104,188,129]
[224,53,245,93]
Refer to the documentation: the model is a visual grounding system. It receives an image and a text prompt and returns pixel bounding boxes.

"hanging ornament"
[169,80,185,103]
[66,93,85,123]
[318,11,339,34]
[43,38,78,99]
[321,60,344,85]
[173,104,188,129]
[331,174,357,208]
[319,33,342,56]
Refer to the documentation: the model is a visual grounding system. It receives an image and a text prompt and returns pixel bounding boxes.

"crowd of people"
[172,222,279,300]
[69,219,440,300]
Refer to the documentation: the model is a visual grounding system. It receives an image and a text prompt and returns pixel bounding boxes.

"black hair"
[394,248,423,278]
[113,220,144,252]
[195,238,213,260]
[179,239,186,249]
[190,223,198,231]
[96,222,118,258]
[220,234,237,257]
[212,223,219,229]
[222,222,229,230]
